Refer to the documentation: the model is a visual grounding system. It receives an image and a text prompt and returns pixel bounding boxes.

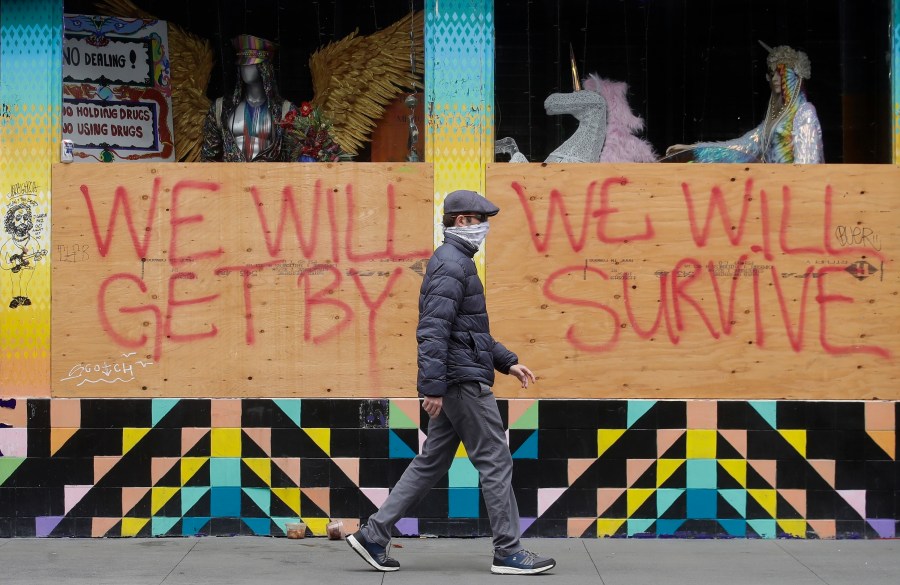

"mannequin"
[201,35,298,162]
[665,44,824,164]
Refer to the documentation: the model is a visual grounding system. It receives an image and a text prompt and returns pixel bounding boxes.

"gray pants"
[360,381,522,556]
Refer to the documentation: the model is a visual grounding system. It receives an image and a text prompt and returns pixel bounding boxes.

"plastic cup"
[326,520,344,540]
[286,522,306,539]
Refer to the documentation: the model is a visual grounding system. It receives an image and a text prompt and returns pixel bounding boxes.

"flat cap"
[442,189,500,217]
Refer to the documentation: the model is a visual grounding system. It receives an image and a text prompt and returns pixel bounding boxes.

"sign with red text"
[62,15,174,162]
[51,163,433,397]
[487,164,898,400]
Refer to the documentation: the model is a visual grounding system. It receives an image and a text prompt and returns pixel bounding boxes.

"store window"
[63,1,891,164]
[495,0,891,163]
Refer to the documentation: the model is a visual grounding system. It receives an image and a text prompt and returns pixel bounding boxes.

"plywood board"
[486,163,899,399]
[52,163,433,397]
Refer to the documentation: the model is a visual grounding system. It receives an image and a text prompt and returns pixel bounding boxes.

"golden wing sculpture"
[93,0,213,162]
[309,11,424,156]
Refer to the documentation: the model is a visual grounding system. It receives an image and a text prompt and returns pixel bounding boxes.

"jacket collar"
[443,232,478,257]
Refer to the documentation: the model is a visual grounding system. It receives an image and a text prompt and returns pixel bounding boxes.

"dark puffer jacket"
[417,233,518,396]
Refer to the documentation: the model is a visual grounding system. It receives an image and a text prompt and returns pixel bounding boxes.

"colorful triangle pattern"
[2,397,894,539]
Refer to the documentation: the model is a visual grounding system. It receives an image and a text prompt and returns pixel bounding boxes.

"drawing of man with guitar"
[1,203,46,308]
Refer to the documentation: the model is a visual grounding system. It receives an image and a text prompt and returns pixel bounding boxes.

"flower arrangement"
[281,102,352,162]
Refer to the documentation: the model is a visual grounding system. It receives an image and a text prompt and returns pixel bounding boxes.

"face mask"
[445,221,490,247]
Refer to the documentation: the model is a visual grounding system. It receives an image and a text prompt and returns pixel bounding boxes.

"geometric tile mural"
[0,398,896,538]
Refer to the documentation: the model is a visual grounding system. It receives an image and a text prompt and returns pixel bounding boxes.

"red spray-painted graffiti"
[512,177,891,360]
[80,178,431,365]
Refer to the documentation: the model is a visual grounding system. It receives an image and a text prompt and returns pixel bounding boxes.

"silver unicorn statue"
[496,88,608,163]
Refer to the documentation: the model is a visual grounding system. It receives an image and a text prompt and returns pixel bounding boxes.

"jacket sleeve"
[416,260,465,396]
[490,338,518,375]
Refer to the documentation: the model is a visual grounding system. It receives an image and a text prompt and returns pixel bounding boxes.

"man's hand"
[422,395,443,419]
[509,364,537,388]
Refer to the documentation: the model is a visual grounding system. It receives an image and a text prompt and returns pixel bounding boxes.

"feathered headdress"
[759,41,811,80]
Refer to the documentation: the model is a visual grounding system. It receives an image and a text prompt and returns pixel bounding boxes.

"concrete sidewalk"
[1,536,897,584]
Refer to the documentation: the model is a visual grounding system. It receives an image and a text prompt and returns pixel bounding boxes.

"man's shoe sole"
[490,562,556,575]
[347,533,400,572]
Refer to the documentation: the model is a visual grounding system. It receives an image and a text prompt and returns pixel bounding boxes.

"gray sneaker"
[491,549,556,575]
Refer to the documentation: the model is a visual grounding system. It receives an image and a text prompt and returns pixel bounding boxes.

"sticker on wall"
[2,185,48,309]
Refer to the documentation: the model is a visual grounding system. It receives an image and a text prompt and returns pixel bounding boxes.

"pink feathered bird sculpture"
[582,74,657,163]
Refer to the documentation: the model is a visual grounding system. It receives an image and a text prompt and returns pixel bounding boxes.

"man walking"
[347,190,556,575]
